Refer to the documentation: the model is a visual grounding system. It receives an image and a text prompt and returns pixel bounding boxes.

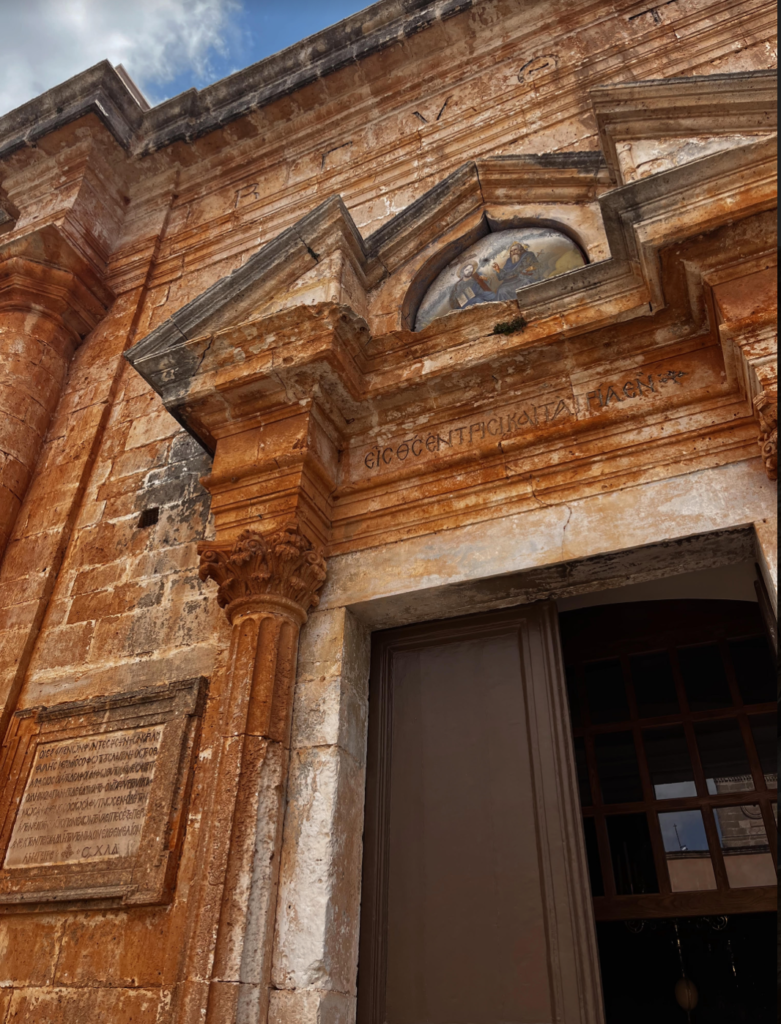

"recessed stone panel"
[0,677,207,911]
[5,725,162,870]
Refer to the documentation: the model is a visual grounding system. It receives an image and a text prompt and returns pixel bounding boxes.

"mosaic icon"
[414,227,586,330]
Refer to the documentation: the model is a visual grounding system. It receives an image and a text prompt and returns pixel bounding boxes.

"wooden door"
[357,603,602,1024]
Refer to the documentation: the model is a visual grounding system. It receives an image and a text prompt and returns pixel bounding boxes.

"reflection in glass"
[631,651,680,718]
[584,659,628,724]
[643,727,696,798]
[695,719,754,795]
[749,714,778,789]
[677,644,733,711]
[728,636,776,705]
[574,737,591,806]
[713,803,776,888]
[594,732,644,804]
[606,814,659,895]
[658,809,716,892]
[582,817,604,897]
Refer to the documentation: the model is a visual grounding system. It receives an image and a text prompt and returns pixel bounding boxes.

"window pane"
[584,659,628,724]
[749,714,778,789]
[728,635,776,705]
[582,817,604,897]
[695,719,754,795]
[643,727,696,798]
[631,651,679,718]
[658,809,716,892]
[574,737,591,806]
[594,732,644,804]
[677,644,733,711]
[713,803,777,889]
[565,668,582,727]
[606,814,659,895]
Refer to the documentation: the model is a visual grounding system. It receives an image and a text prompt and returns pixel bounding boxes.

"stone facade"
[0,0,776,1021]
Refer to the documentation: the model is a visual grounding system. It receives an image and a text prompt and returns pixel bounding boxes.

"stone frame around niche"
[405,215,591,332]
[0,676,207,912]
[401,213,593,332]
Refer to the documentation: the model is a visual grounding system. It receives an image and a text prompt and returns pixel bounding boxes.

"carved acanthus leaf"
[198,522,327,615]
[753,391,777,481]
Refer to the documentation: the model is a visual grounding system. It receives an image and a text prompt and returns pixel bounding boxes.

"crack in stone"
[196,334,214,370]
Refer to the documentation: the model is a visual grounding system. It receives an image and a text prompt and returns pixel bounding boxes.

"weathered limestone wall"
[271,463,775,1018]
[0,0,775,1021]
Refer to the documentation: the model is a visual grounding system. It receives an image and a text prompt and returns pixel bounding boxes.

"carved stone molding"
[0,186,17,236]
[0,225,113,340]
[753,390,777,480]
[198,522,327,621]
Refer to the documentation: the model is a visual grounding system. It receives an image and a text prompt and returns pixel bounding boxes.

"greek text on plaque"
[4,726,162,869]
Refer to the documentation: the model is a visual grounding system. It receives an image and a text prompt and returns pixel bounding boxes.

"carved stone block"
[0,677,207,911]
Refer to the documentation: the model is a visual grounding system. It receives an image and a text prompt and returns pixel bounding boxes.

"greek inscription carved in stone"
[4,727,161,869]
[361,369,688,473]
[234,182,260,207]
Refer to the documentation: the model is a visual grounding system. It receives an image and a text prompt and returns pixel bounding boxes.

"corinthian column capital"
[198,520,327,622]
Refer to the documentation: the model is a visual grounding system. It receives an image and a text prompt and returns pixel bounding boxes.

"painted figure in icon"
[413,227,585,330]
[492,242,539,301]
[449,257,494,310]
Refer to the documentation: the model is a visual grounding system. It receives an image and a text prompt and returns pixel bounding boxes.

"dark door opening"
[560,599,777,1022]
[596,913,775,1023]
[357,597,777,1023]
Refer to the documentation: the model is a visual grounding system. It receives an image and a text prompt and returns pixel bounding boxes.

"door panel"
[358,604,603,1024]
[386,636,547,1022]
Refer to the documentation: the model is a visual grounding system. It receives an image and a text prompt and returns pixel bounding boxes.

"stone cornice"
[0,0,474,163]
[125,151,608,397]
[591,70,777,182]
[125,135,775,450]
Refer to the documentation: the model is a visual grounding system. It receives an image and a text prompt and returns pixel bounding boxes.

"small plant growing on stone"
[492,316,527,335]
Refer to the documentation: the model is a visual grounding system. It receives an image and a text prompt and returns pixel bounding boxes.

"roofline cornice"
[0,0,474,163]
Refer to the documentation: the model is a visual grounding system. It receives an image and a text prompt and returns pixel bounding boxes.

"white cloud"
[0,0,241,116]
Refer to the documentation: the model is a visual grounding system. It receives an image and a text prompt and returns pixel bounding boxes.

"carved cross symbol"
[657,370,687,385]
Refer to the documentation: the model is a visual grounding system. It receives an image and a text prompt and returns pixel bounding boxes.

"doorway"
[356,595,776,1023]
[560,599,776,1022]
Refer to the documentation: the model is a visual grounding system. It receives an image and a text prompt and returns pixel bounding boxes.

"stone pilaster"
[715,275,777,482]
[0,227,112,557]
[196,523,327,1024]
[753,389,777,481]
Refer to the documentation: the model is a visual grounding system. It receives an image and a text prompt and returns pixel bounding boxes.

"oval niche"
[414,226,586,331]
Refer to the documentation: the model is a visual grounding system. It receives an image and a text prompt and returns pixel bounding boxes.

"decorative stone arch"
[401,213,592,333]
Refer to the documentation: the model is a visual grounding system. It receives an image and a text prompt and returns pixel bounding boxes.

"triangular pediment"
[126,151,609,382]
[125,72,777,454]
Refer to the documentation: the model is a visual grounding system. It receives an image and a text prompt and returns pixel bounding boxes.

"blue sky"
[161,2,375,101]
[0,0,373,117]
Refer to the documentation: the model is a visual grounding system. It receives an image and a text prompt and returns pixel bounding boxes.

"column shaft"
[192,524,327,1024]
[206,607,301,1022]
[0,310,77,555]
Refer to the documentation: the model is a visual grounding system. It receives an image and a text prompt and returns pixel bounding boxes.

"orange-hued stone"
[0,0,776,1021]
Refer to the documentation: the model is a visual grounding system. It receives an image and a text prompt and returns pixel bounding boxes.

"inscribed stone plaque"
[5,726,162,870]
[0,677,207,911]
